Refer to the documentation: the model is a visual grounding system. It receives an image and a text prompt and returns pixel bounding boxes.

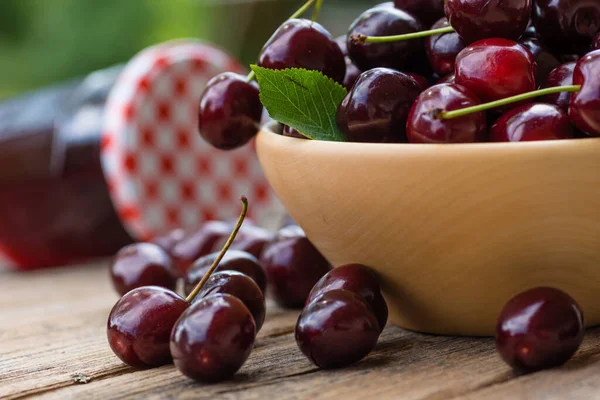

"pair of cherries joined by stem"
[108,197,261,382]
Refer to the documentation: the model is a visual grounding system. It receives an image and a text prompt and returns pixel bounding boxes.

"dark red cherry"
[490,103,574,142]
[518,38,560,87]
[260,225,331,308]
[185,250,267,295]
[109,243,177,296]
[296,290,380,369]
[426,17,466,77]
[406,83,486,143]
[171,294,256,382]
[541,62,576,111]
[306,264,388,331]
[533,0,600,56]
[445,0,532,44]
[347,6,425,72]
[405,72,430,90]
[594,33,600,50]
[455,39,536,104]
[107,286,189,368]
[195,271,265,332]
[258,19,346,84]
[282,125,306,139]
[437,73,456,84]
[211,224,274,259]
[152,228,186,257]
[496,287,584,372]
[336,68,421,143]
[569,50,600,137]
[393,0,444,26]
[170,221,231,274]
[343,59,362,91]
[198,72,262,150]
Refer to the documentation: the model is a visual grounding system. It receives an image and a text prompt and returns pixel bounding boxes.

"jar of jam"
[0,40,279,271]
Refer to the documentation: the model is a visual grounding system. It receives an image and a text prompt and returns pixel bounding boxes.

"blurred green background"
[0,0,376,99]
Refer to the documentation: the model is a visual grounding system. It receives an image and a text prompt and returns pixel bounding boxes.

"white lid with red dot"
[101,39,281,241]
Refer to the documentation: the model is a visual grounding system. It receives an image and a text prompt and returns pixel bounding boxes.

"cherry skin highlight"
[198,72,262,150]
[406,83,486,143]
[541,62,576,111]
[455,39,536,105]
[260,225,331,308]
[490,103,574,142]
[109,243,178,296]
[306,263,388,331]
[336,68,421,143]
[185,249,267,295]
[258,19,346,84]
[495,287,584,372]
[296,290,381,369]
[569,50,600,137]
[107,286,189,368]
[170,294,256,382]
[426,17,466,77]
[445,0,532,44]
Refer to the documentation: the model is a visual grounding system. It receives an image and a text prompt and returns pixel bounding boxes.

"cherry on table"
[569,50,600,137]
[406,83,487,143]
[445,0,531,43]
[541,62,576,111]
[185,249,267,295]
[152,228,186,257]
[260,225,331,308]
[394,0,445,27]
[170,221,232,274]
[211,224,274,259]
[336,68,421,143]
[107,286,189,368]
[495,287,584,372]
[347,6,425,72]
[490,103,574,142]
[518,37,560,87]
[306,264,388,331]
[295,289,381,369]
[198,72,262,150]
[194,270,265,332]
[109,243,178,296]
[425,17,465,77]
[171,294,256,382]
[455,39,536,106]
[258,19,346,84]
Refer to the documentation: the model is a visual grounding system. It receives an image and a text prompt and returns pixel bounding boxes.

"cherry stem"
[185,196,248,303]
[439,85,582,120]
[246,0,317,83]
[350,26,455,45]
[312,0,323,22]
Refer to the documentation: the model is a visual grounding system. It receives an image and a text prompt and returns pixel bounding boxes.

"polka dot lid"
[101,39,278,241]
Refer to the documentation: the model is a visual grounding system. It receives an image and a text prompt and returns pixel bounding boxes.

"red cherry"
[518,37,560,87]
[170,221,231,274]
[393,0,445,26]
[569,50,600,136]
[426,17,466,77]
[490,103,574,142]
[542,63,576,111]
[405,72,431,90]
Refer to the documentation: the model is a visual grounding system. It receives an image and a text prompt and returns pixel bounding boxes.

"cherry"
[594,33,600,50]
[406,83,487,143]
[518,37,560,87]
[445,0,531,44]
[295,290,380,369]
[258,19,346,84]
[336,68,421,143]
[171,294,256,382]
[496,287,584,372]
[394,0,445,27]
[569,50,600,137]
[170,221,232,274]
[343,59,362,91]
[107,286,189,368]
[425,17,465,77]
[455,39,536,105]
[306,264,388,331]
[185,250,267,295]
[347,6,425,72]
[260,225,331,308]
[194,270,265,332]
[405,72,430,90]
[109,243,177,296]
[211,224,274,259]
[152,228,186,257]
[541,62,576,111]
[282,125,306,139]
[490,103,574,142]
[533,0,600,56]
[437,73,455,84]
[198,72,262,150]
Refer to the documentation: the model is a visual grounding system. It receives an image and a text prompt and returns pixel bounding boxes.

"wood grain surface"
[2,262,600,399]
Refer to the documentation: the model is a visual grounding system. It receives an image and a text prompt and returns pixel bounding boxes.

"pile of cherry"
[106,198,589,383]
[197,0,600,147]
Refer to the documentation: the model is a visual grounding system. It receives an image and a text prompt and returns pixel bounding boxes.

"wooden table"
[2,263,600,399]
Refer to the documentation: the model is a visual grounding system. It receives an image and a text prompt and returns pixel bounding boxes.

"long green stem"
[439,85,581,120]
[185,196,248,303]
[351,26,455,45]
[246,0,317,83]
[312,0,323,21]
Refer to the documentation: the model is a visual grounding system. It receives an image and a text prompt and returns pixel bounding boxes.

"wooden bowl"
[256,124,600,336]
